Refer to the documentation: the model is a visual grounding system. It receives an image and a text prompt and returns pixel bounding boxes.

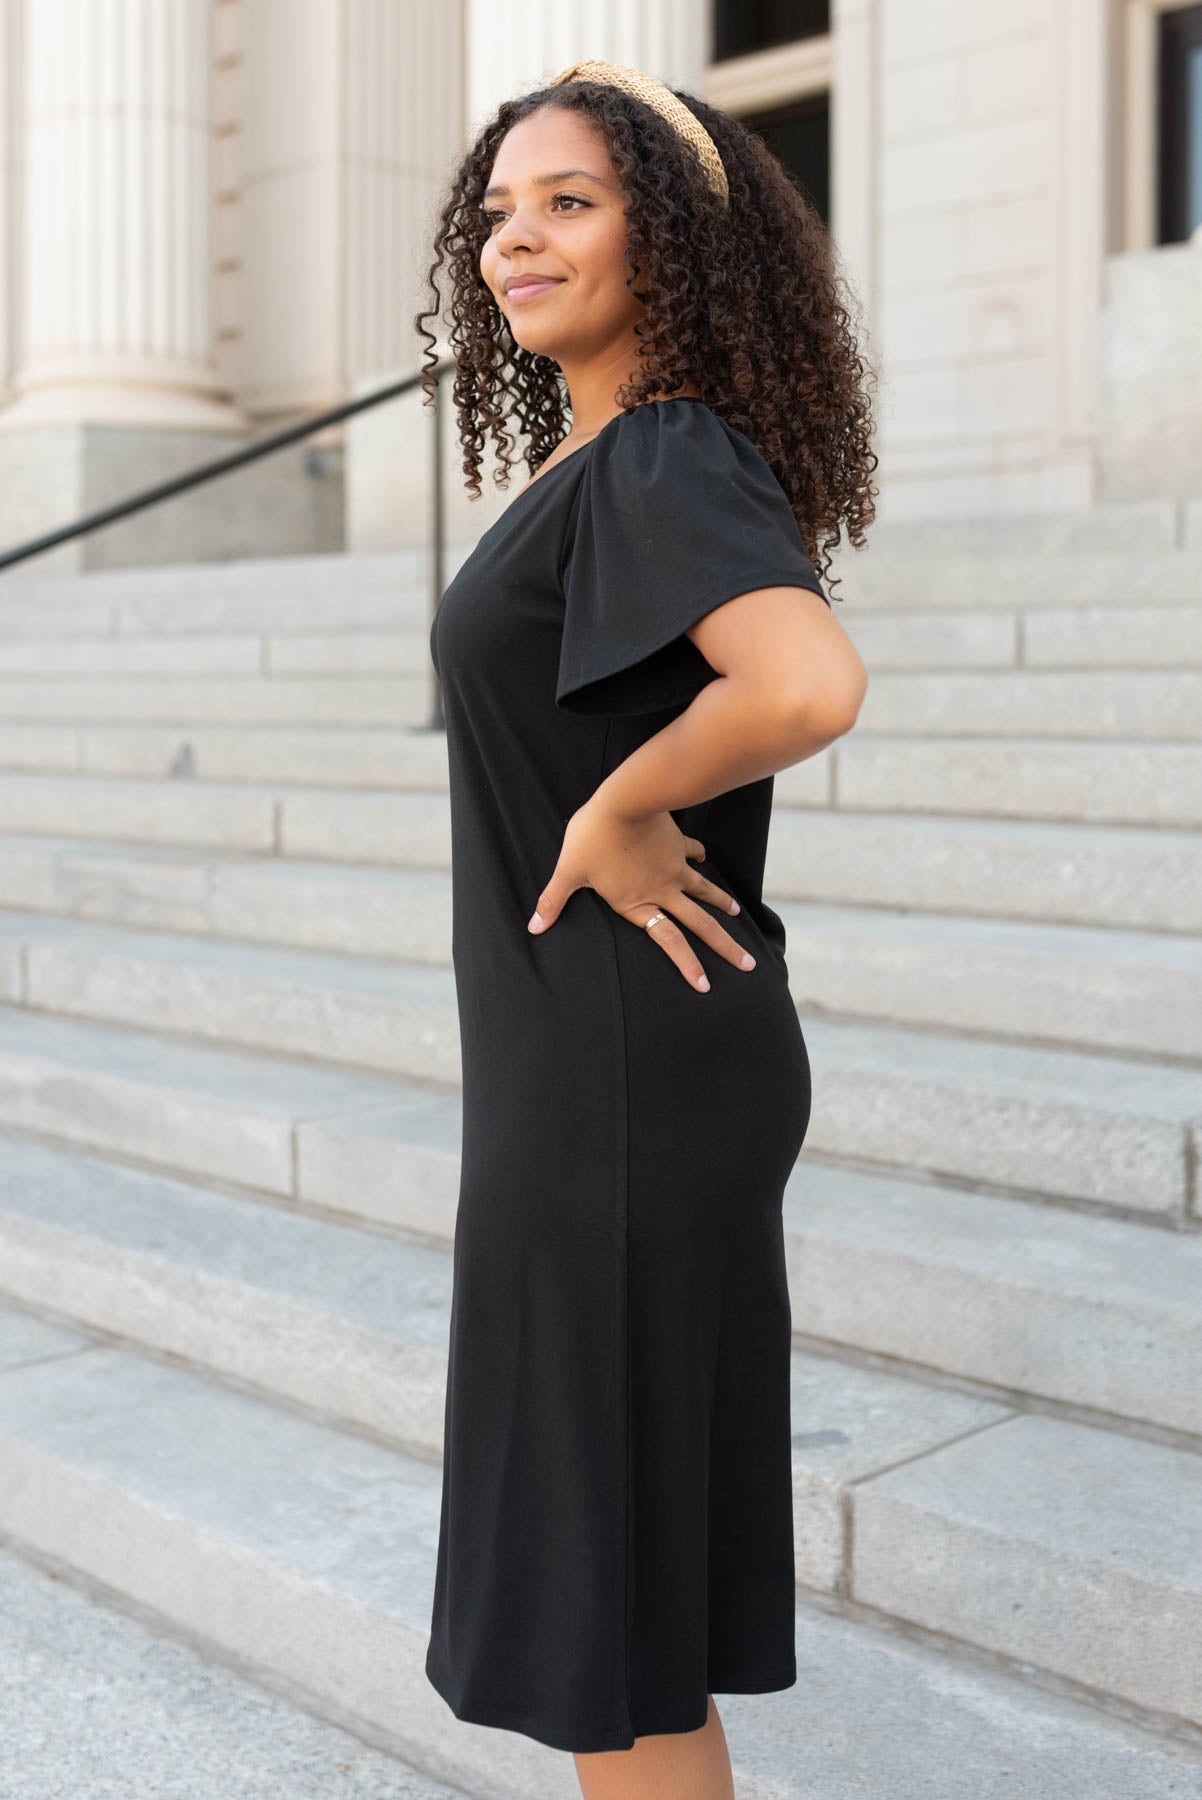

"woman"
[415,57,875,1800]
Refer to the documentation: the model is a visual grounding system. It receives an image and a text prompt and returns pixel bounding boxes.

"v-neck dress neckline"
[513,395,709,505]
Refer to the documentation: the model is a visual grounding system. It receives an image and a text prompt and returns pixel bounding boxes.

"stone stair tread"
[0,998,411,1115]
[0,1133,455,1351]
[0,971,1198,1222]
[0,1546,460,1800]
[6,886,1202,983]
[9,1087,1202,1317]
[6,861,1202,1058]
[829,499,1181,555]
[862,1410,1202,1587]
[0,725,454,793]
[823,733,1202,829]
[785,1162,1202,1312]
[3,793,1199,934]
[0,769,450,801]
[829,547,1202,610]
[0,723,1199,812]
[4,903,458,998]
[1,1126,1198,1444]
[857,668,1202,739]
[5,906,1202,1108]
[0,1134,1011,1480]
[0,1312,1198,1795]
[797,1015,1199,1219]
[0,1002,411,1195]
[853,1411,1202,1726]
[0,675,426,716]
[777,897,1202,971]
[5,780,1202,849]
[804,1012,1202,1118]
[782,1164,1202,1435]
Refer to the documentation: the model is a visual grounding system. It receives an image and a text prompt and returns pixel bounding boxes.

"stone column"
[1,0,239,431]
[0,1,18,409]
[464,0,710,136]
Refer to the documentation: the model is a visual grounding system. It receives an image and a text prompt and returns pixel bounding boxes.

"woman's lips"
[506,278,562,303]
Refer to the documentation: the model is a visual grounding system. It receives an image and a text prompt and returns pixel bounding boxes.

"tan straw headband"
[548,58,729,206]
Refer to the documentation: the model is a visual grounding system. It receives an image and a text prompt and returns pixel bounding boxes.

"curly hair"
[414,75,879,605]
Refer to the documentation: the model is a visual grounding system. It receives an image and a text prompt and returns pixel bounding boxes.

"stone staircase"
[1,510,1201,1798]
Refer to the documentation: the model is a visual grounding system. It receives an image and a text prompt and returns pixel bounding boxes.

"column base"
[0,422,344,576]
[0,381,248,435]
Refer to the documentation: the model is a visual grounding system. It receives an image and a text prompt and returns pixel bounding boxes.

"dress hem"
[424,1659,799,1755]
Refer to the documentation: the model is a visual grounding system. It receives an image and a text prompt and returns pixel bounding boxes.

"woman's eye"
[483,192,587,226]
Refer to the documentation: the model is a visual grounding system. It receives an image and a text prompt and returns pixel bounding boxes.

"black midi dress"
[424,394,829,1754]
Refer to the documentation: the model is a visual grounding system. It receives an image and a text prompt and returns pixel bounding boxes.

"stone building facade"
[0,0,1197,566]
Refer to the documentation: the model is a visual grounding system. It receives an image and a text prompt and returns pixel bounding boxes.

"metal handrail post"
[425,366,446,730]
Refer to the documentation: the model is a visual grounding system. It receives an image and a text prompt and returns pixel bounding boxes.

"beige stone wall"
[0,0,1194,556]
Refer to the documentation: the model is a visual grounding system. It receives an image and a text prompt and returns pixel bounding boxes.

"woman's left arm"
[589,582,865,823]
[527,584,866,988]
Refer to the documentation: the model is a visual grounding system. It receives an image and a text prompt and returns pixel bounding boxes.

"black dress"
[425,395,829,1754]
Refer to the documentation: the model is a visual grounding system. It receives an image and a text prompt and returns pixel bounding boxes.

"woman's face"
[479,106,644,363]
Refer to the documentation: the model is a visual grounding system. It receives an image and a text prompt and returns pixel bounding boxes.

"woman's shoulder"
[600,394,768,465]
[572,396,806,546]
[583,397,799,522]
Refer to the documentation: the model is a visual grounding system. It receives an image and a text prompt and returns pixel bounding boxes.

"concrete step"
[1023,603,1202,668]
[782,902,1202,1060]
[0,719,451,788]
[766,810,1202,931]
[2,891,1201,1066]
[780,1165,1202,1437]
[2,1312,1200,1774]
[0,1134,455,1457]
[305,1094,1202,1428]
[5,920,466,1082]
[0,548,425,621]
[0,776,452,857]
[0,627,429,678]
[1,1126,1198,1448]
[0,1543,461,1800]
[829,546,1202,611]
[0,991,1197,1220]
[801,1013,1202,1220]
[0,779,1199,933]
[2,723,1201,834]
[0,1003,407,1196]
[830,498,1183,557]
[859,667,1202,738]
[7,602,1202,680]
[827,734,1202,828]
[841,602,1202,672]
[850,1407,1202,1732]
[0,675,430,725]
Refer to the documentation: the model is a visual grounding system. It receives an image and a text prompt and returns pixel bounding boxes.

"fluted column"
[1,0,241,431]
[465,0,710,135]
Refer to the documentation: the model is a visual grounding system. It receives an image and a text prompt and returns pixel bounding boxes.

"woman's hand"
[527,796,756,993]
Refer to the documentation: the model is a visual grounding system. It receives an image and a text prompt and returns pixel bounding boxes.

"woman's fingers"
[682,871,740,914]
[637,908,710,991]
[638,894,756,991]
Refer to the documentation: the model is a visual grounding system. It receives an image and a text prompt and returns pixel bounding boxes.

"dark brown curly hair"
[414,75,879,605]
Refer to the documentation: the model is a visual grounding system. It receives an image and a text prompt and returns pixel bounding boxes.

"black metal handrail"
[0,355,456,728]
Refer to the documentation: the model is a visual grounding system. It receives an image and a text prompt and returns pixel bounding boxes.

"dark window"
[713,1,830,64]
[1158,3,1202,242]
[741,91,830,226]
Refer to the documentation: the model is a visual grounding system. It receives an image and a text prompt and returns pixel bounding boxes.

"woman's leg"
[572,1694,736,1800]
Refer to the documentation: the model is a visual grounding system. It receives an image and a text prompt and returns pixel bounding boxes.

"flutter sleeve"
[555,399,829,718]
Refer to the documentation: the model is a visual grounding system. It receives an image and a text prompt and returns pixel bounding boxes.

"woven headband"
[548,58,729,206]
